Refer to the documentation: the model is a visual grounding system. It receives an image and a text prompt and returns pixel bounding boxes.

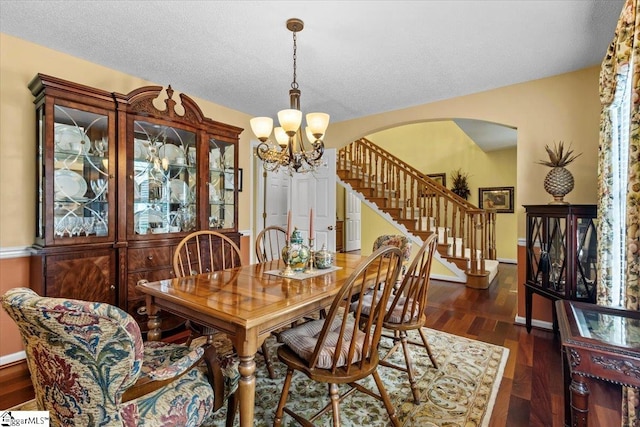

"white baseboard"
[430,273,466,283]
[0,351,26,366]
[514,315,553,331]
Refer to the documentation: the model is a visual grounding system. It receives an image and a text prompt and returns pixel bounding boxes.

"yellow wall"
[367,121,518,261]
[327,65,600,322]
[326,67,599,221]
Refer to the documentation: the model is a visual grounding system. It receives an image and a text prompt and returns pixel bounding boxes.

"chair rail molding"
[0,246,31,259]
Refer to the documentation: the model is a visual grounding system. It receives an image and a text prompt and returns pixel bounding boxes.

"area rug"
[12,328,508,427]
[208,328,508,427]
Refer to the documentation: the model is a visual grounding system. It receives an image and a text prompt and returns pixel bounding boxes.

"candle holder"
[304,238,316,273]
[281,258,295,276]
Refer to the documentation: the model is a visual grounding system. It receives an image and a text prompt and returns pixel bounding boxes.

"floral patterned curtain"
[597,0,640,424]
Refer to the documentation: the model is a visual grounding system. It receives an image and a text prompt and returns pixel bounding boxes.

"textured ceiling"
[0,0,623,149]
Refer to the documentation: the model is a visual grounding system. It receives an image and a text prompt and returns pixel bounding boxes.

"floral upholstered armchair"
[1,287,237,427]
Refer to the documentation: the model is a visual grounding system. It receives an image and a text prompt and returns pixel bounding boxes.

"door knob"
[328,225,334,230]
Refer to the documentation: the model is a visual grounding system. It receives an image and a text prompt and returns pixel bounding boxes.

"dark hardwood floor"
[424,263,621,427]
[0,263,623,426]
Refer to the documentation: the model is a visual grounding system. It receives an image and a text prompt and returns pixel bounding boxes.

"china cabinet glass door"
[131,120,197,237]
[529,215,568,294]
[207,138,235,230]
[525,205,597,301]
[48,105,111,242]
[575,217,597,299]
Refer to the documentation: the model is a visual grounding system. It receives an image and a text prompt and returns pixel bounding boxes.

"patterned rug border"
[10,328,510,427]
[487,343,509,427]
[449,329,509,427]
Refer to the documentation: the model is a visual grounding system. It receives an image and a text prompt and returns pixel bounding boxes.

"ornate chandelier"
[251,18,330,174]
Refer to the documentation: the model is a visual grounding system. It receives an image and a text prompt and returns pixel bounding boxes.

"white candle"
[309,208,314,240]
[286,210,292,239]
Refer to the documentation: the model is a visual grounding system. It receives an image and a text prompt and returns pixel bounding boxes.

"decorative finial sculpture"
[537,141,582,204]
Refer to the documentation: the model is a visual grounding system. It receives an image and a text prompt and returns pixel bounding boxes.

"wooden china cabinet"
[523,204,597,334]
[29,74,242,330]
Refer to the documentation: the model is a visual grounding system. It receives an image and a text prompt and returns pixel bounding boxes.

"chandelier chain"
[251,18,328,175]
[291,28,298,90]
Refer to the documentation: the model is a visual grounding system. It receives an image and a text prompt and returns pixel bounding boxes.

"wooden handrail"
[338,138,497,277]
[343,138,477,209]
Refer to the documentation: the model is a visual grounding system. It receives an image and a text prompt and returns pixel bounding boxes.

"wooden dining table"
[136,252,367,427]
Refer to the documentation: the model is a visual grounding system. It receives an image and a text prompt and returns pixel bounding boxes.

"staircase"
[337,138,498,289]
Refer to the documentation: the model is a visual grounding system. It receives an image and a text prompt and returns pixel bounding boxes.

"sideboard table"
[556,300,640,426]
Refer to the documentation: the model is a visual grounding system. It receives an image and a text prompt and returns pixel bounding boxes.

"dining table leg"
[236,352,257,427]
[145,296,162,341]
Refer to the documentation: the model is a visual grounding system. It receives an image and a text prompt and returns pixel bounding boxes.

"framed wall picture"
[426,173,446,187]
[224,168,243,192]
[478,186,514,213]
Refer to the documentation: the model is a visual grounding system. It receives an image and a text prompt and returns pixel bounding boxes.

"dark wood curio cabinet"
[524,204,597,333]
[29,74,242,330]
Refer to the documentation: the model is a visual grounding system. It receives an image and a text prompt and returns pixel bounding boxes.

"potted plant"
[450,169,470,200]
[537,141,582,204]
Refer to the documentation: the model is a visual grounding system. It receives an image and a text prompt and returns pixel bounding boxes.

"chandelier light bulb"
[278,109,302,136]
[274,127,289,147]
[250,117,274,142]
[305,127,315,143]
[306,113,330,138]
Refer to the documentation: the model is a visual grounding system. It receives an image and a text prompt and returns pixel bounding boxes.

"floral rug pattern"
[209,328,508,427]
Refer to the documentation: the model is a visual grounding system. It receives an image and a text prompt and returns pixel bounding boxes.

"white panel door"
[311,149,336,251]
[291,149,336,251]
[254,149,336,253]
[265,169,290,228]
[345,190,361,251]
[254,156,290,233]
[291,173,312,237]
